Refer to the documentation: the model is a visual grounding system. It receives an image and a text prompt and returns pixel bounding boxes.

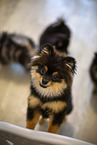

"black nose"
[42,78,49,85]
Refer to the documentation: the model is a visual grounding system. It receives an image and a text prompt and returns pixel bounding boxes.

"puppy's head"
[31,44,76,97]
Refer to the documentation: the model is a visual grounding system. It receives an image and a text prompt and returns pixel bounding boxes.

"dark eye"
[52,74,58,80]
[52,74,62,82]
[40,68,46,75]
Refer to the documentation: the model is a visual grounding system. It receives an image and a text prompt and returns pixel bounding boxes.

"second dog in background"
[39,18,71,56]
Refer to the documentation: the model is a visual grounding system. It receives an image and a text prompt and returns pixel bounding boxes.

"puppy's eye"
[40,68,46,75]
[52,74,58,80]
[52,74,61,82]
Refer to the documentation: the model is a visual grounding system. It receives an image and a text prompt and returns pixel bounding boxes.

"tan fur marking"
[46,81,52,86]
[52,72,58,76]
[40,76,43,83]
[26,111,41,129]
[48,115,58,133]
[28,95,42,108]
[48,125,59,133]
[42,101,67,113]
[44,65,48,72]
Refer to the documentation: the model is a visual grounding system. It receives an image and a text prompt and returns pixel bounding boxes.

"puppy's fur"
[26,44,76,133]
[39,18,71,55]
[90,52,97,94]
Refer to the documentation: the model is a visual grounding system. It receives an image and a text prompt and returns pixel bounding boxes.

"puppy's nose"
[42,77,49,85]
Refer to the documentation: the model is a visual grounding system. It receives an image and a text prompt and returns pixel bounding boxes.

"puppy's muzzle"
[40,77,50,88]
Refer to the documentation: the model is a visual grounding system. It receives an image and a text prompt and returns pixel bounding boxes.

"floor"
[0,0,97,144]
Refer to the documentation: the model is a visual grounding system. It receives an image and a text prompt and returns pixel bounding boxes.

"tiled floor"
[0,0,97,144]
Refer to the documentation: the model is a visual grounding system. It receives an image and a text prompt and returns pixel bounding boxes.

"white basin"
[0,122,94,145]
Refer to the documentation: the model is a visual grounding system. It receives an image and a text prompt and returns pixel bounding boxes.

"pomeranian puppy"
[90,52,97,94]
[26,44,76,133]
[0,32,35,70]
[39,18,71,55]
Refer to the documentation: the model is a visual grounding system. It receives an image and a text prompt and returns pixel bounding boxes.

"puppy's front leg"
[26,107,41,130]
[26,95,42,129]
[48,111,66,133]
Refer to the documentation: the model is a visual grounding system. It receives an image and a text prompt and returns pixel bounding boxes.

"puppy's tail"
[51,17,65,28]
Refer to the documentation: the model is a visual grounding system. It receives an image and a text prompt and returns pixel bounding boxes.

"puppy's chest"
[28,95,67,113]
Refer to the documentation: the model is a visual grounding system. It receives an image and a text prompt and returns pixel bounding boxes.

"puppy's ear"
[39,44,54,55]
[64,57,76,73]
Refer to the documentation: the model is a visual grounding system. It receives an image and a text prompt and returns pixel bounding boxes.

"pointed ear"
[64,57,76,73]
[39,44,54,55]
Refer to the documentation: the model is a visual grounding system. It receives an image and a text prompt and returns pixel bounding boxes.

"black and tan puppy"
[90,52,97,94]
[0,32,35,70]
[39,18,71,55]
[26,44,76,133]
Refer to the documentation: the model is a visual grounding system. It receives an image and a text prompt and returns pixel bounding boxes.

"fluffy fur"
[90,52,97,94]
[0,32,35,70]
[26,44,76,133]
[39,18,71,55]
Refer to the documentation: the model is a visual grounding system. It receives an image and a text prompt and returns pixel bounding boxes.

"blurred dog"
[0,32,35,70]
[26,44,76,133]
[39,18,71,56]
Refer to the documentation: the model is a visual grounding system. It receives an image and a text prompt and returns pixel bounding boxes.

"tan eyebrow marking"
[44,66,48,72]
[52,72,58,76]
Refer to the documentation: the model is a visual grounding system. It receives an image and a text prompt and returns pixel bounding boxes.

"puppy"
[0,32,35,70]
[90,52,97,94]
[26,44,76,133]
[39,18,71,55]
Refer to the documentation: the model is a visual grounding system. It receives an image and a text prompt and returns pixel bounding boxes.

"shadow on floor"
[0,63,30,85]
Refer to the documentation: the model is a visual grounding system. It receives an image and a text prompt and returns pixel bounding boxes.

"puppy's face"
[31,45,76,97]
